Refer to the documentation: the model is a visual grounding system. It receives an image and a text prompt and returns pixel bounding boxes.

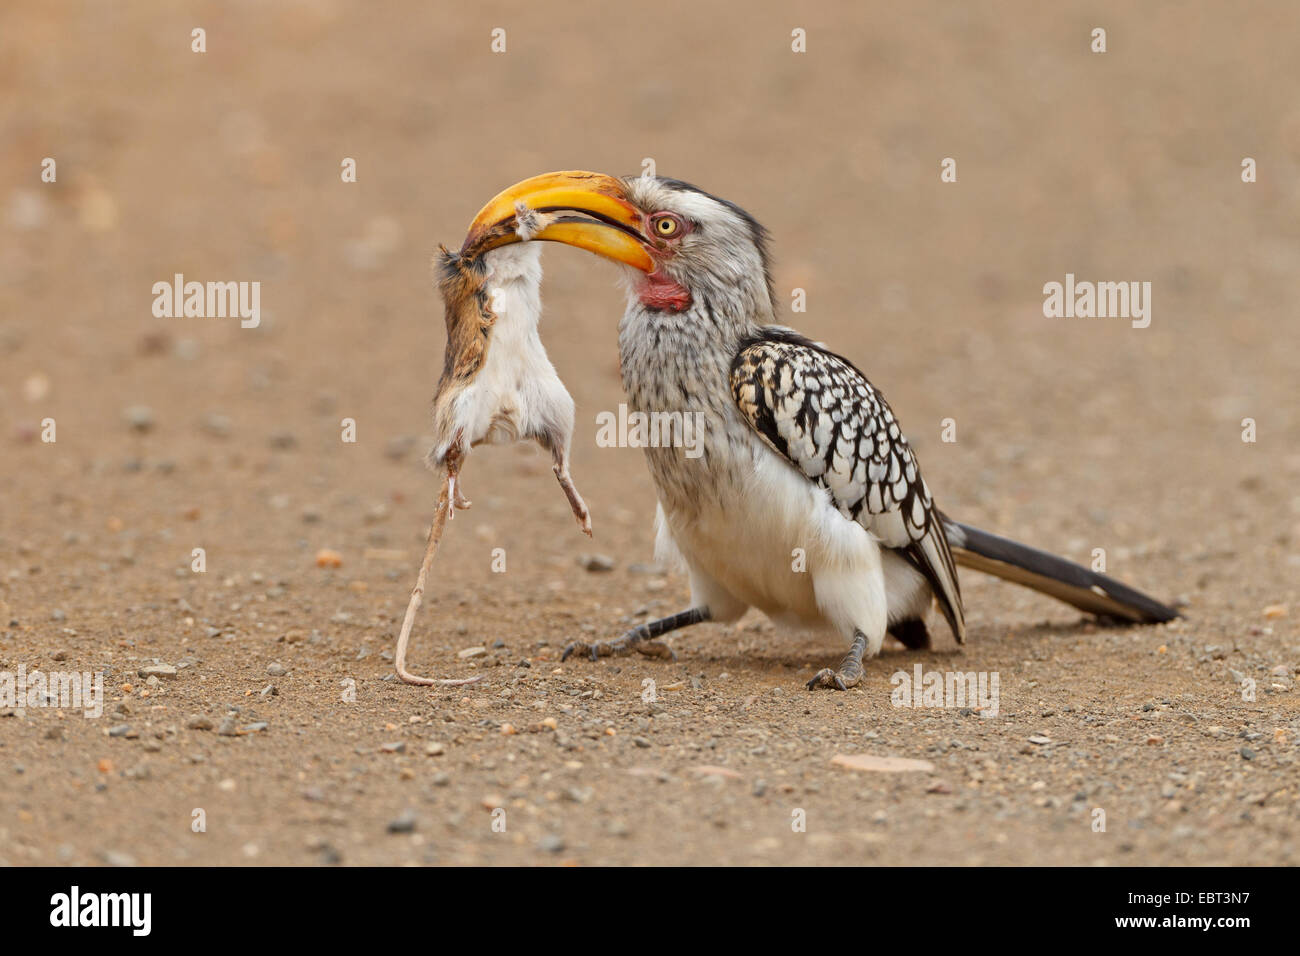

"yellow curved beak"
[460,170,654,273]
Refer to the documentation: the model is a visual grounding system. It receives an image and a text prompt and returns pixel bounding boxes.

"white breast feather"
[657,443,890,639]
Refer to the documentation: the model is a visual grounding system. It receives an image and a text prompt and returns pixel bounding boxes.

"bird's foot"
[561,633,676,662]
[806,631,869,691]
[806,663,863,691]
[560,609,706,665]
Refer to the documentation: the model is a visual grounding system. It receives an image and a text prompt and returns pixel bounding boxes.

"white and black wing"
[730,330,965,642]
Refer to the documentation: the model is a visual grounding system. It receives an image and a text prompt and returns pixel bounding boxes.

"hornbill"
[460,171,1178,690]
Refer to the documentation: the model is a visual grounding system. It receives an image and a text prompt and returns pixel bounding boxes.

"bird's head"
[461,170,773,322]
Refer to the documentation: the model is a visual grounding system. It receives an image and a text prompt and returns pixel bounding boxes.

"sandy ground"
[1,1,1298,866]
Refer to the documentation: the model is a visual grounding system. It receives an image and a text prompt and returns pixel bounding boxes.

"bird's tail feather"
[942,517,1178,624]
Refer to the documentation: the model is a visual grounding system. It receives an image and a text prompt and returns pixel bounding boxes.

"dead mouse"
[395,205,590,686]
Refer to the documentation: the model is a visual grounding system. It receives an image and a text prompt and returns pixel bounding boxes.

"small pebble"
[385,435,415,460]
[579,553,615,572]
[387,809,417,833]
[124,405,155,432]
[201,413,232,437]
[315,549,343,569]
[537,834,565,853]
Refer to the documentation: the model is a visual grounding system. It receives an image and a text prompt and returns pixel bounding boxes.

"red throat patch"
[637,273,693,312]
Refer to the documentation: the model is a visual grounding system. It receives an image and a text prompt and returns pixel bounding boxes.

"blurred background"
[4,1,1297,568]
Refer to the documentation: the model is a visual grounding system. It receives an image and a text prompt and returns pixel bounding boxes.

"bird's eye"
[651,213,683,238]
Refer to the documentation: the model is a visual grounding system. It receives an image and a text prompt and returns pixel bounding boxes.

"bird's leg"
[807,630,869,691]
[561,608,710,663]
[550,445,592,537]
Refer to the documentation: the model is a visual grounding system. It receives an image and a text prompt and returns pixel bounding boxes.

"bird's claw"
[806,667,846,691]
[632,640,676,661]
[559,640,597,662]
[807,632,868,691]
[560,639,608,662]
[560,636,676,663]
[806,666,862,691]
